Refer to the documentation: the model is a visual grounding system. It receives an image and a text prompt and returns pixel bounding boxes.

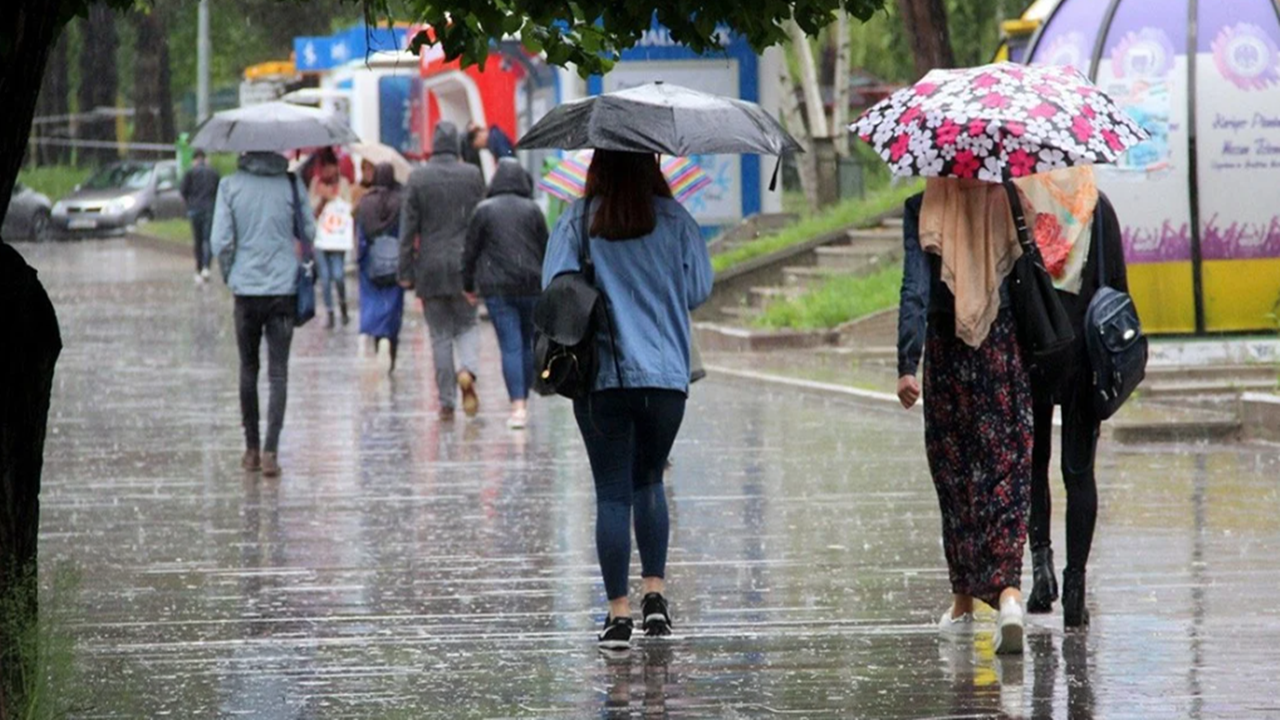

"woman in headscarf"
[1020,168,1128,630]
[355,162,406,372]
[895,177,1033,655]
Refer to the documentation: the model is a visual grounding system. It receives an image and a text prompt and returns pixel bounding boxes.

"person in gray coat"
[398,121,487,420]
[211,151,315,477]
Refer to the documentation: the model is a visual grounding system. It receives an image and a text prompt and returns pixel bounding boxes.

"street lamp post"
[197,0,210,123]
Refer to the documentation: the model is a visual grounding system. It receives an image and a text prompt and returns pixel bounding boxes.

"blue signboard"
[294,24,409,72]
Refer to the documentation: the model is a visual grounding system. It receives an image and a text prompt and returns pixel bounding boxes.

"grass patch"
[1,563,88,719]
[755,263,903,330]
[140,218,193,244]
[713,180,921,275]
[17,166,91,202]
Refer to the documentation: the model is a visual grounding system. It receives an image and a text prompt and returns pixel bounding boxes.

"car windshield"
[84,163,153,191]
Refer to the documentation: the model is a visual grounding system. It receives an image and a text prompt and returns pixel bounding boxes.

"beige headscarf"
[919,178,1022,348]
[1014,167,1098,294]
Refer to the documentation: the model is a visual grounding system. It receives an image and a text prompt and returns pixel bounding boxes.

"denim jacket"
[896,193,1011,377]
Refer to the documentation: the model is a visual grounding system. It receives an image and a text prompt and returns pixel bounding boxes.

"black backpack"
[1084,209,1147,420]
[532,204,623,400]
[367,232,401,287]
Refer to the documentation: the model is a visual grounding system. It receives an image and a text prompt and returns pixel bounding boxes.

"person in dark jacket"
[356,163,406,373]
[180,149,221,283]
[463,158,548,429]
[1023,177,1129,630]
[470,123,515,159]
[897,178,1031,655]
[398,121,487,420]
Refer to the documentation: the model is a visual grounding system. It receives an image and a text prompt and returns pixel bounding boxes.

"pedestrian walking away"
[211,151,315,478]
[896,179,1034,655]
[310,148,353,329]
[180,149,220,284]
[470,122,516,159]
[355,162,406,372]
[463,158,549,429]
[542,150,713,650]
[398,121,487,420]
[1021,167,1130,629]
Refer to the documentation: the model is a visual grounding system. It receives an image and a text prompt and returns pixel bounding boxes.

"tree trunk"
[830,12,852,158]
[785,20,829,140]
[777,60,819,212]
[77,2,119,165]
[0,6,65,716]
[897,0,956,78]
[35,30,71,166]
[131,6,175,146]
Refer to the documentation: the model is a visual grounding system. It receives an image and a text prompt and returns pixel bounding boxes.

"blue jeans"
[485,295,538,402]
[188,209,213,272]
[316,251,347,312]
[573,389,686,600]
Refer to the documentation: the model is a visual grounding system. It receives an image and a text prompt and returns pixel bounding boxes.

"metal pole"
[197,0,211,123]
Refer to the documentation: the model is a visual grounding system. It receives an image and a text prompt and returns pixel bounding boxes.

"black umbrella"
[518,82,802,157]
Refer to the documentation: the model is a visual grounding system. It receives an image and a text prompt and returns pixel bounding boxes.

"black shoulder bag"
[1084,208,1147,420]
[288,172,318,327]
[532,203,624,399]
[1005,181,1075,361]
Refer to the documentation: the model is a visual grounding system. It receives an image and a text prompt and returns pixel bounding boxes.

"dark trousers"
[1030,377,1100,573]
[573,389,686,600]
[189,208,213,272]
[234,296,295,453]
[485,295,537,402]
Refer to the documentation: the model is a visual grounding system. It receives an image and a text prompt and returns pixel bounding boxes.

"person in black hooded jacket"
[463,158,549,429]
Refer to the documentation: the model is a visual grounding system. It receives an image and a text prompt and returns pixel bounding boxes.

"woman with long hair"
[542,150,713,650]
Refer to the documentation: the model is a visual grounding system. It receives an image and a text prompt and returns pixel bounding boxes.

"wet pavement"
[23,239,1280,718]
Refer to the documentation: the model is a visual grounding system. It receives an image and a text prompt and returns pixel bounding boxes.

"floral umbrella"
[539,150,713,204]
[852,63,1149,182]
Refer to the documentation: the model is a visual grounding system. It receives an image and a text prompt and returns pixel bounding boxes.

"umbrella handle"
[769,157,782,192]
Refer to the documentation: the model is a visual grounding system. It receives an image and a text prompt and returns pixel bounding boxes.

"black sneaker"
[641,592,672,637]
[598,615,634,650]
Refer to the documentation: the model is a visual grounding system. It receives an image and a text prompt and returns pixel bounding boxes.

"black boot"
[388,338,398,374]
[1062,568,1090,629]
[325,310,335,329]
[340,300,349,326]
[1028,547,1059,614]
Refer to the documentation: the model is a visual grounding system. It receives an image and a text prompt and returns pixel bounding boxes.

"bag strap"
[1093,200,1107,290]
[1003,181,1042,264]
[580,200,626,390]
[287,172,312,262]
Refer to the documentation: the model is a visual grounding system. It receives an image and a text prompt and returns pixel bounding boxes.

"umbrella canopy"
[539,150,713,204]
[192,102,360,153]
[349,142,413,184]
[519,82,802,157]
[852,63,1148,182]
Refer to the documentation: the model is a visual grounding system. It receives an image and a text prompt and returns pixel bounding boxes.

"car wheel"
[30,210,52,242]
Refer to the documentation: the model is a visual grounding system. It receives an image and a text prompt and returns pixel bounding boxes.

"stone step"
[749,285,804,309]
[1144,363,1278,385]
[1111,419,1242,444]
[840,227,902,245]
[880,217,905,229]
[1140,378,1278,399]
[782,265,850,292]
[719,305,759,321]
[814,245,902,271]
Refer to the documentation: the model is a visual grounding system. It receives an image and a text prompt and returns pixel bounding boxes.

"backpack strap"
[580,200,626,390]
[287,171,312,262]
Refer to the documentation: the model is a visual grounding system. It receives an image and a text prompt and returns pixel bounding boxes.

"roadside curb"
[705,363,914,411]
[127,231,187,256]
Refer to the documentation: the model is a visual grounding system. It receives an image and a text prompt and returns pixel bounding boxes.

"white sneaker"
[200,267,210,280]
[506,409,528,430]
[994,597,1024,655]
[194,272,205,285]
[938,608,976,636]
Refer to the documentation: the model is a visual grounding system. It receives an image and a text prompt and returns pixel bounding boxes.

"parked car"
[51,160,186,235]
[3,182,53,241]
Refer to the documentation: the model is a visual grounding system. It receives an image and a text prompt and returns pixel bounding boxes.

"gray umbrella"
[518,82,802,157]
[191,102,360,153]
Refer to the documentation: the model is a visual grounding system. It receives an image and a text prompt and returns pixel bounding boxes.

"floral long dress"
[923,307,1034,609]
